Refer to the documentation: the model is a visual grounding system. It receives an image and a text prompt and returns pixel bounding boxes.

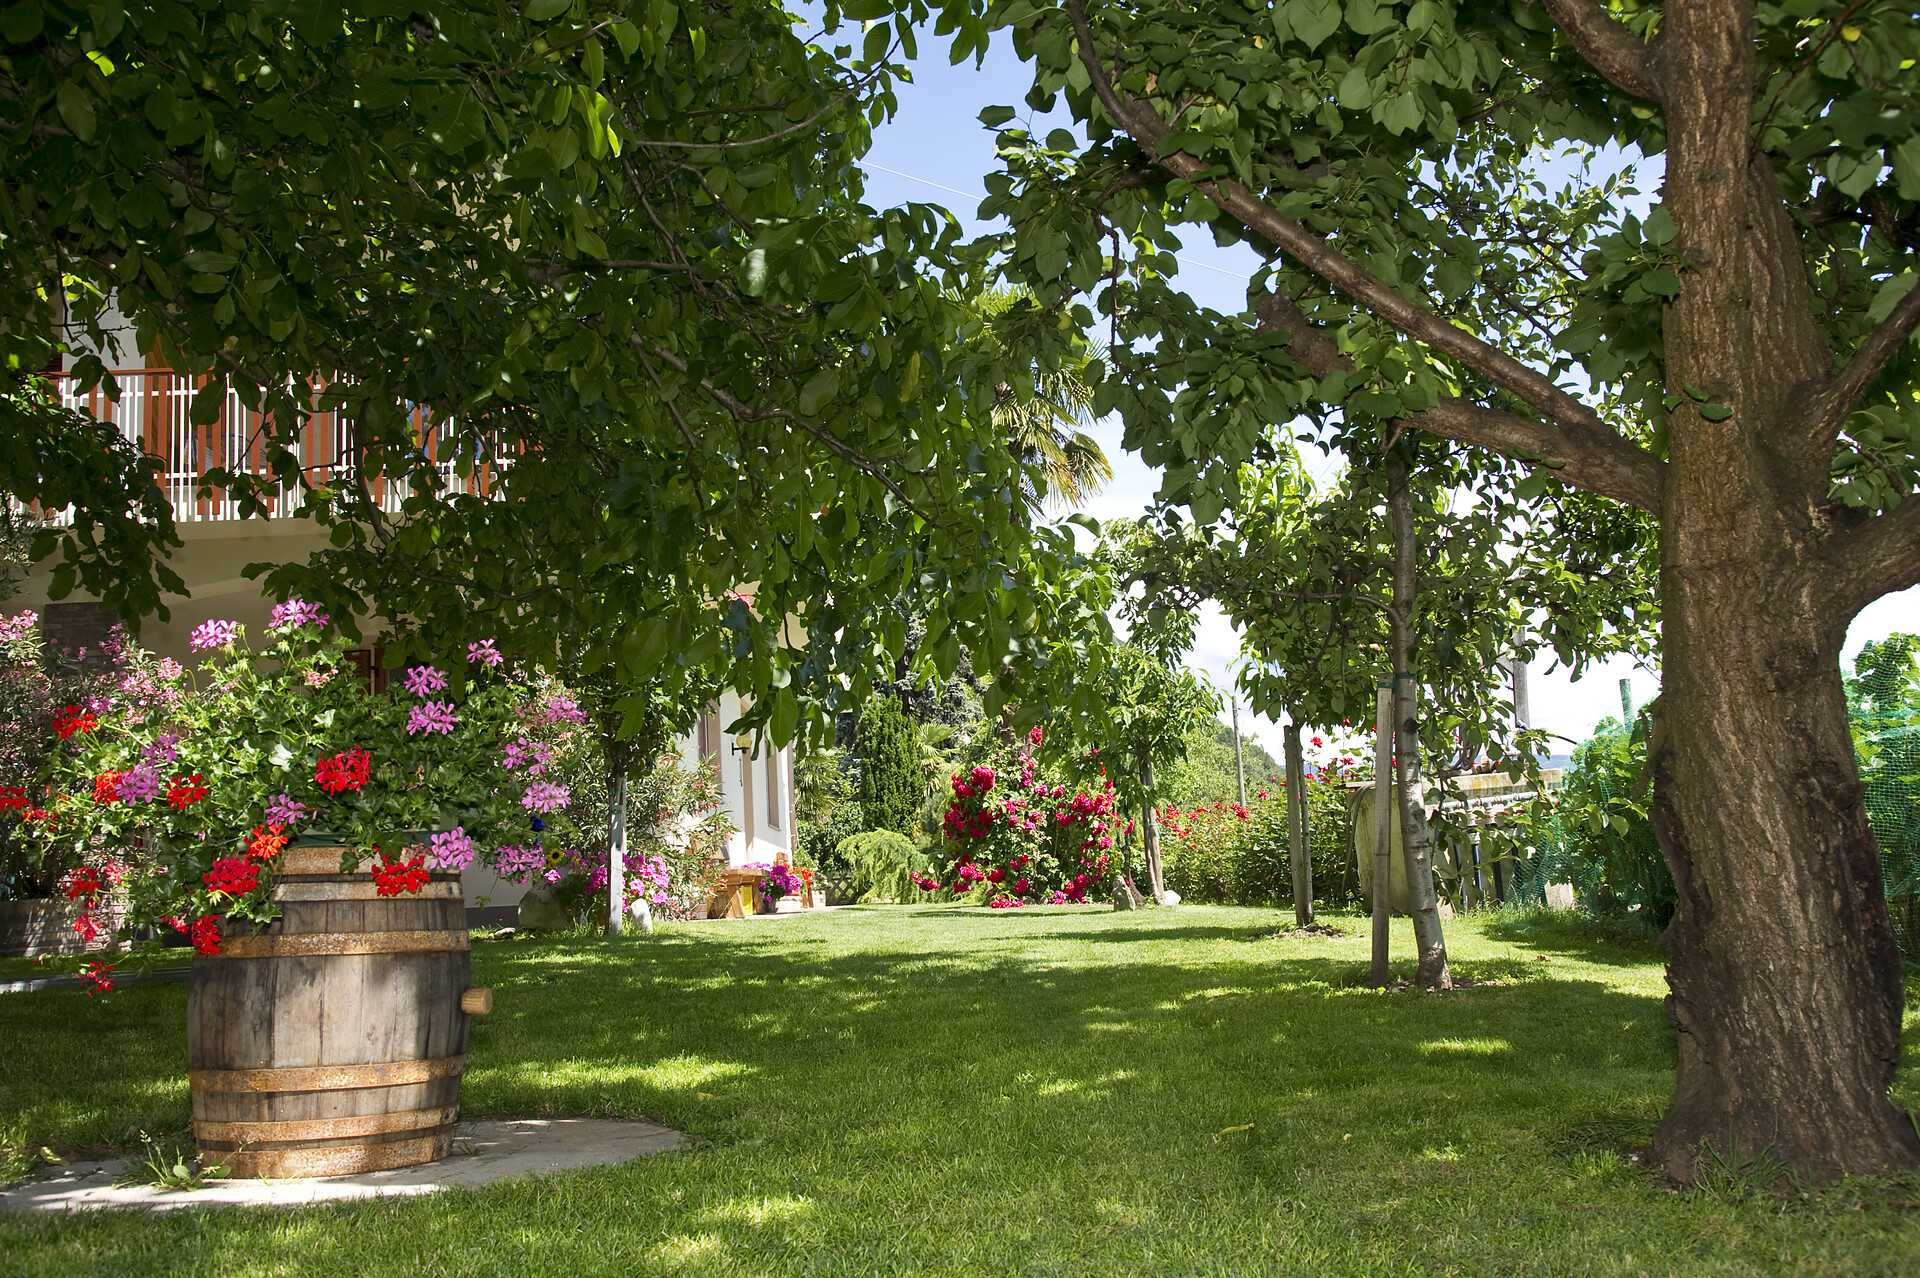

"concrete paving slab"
[0,1119,683,1213]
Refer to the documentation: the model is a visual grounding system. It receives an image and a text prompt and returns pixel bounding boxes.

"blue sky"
[852,29,1920,762]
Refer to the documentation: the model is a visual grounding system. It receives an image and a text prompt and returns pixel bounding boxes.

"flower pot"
[188,846,478,1178]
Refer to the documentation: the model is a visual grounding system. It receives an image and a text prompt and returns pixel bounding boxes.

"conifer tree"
[858,695,924,838]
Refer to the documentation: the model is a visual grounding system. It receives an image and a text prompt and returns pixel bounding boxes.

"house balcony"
[43,368,494,525]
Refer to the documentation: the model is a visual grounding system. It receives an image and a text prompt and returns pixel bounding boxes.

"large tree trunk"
[1387,461,1450,989]
[1284,720,1312,928]
[1651,559,1916,1180]
[1649,0,1919,1181]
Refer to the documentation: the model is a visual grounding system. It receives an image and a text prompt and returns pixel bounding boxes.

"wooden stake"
[1371,681,1393,987]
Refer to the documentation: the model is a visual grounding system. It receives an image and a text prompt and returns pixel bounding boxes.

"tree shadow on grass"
[1480,911,1665,968]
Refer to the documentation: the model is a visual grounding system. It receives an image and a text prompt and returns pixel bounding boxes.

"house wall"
[12,518,341,665]
[678,688,795,868]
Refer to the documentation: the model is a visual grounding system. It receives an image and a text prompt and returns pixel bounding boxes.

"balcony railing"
[45,369,492,524]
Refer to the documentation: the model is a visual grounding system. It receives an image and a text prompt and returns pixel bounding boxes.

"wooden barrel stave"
[188,849,472,1178]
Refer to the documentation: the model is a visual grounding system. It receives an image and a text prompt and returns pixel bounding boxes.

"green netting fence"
[1487,709,1920,964]
[1863,723,1920,960]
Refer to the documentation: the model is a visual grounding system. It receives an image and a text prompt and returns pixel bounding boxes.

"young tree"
[1047,641,1217,899]
[1127,439,1654,974]
[975,0,1920,1177]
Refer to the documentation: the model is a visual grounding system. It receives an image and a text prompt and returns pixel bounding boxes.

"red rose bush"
[918,731,1116,907]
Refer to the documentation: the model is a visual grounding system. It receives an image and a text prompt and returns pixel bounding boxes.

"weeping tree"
[965,0,1920,1178]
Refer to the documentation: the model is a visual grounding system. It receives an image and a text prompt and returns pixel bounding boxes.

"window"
[765,751,781,829]
[341,648,388,693]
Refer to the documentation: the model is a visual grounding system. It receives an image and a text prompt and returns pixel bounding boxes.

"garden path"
[0,1119,681,1214]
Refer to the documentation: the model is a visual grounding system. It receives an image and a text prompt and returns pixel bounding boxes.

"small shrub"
[835,830,924,903]
[1158,773,1357,909]
[858,697,924,836]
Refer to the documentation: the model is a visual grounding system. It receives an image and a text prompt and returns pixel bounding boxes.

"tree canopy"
[3,0,1112,746]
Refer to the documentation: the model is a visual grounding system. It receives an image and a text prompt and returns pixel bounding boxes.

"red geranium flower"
[372,853,430,897]
[79,962,114,998]
[92,772,124,804]
[203,857,259,896]
[62,867,103,900]
[52,705,97,739]
[246,824,288,862]
[188,915,221,955]
[1,784,30,811]
[167,774,209,811]
[315,745,372,795]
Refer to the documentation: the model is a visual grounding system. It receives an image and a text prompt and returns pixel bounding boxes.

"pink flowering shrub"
[920,732,1115,906]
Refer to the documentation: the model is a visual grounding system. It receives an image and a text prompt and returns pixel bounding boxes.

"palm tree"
[974,286,1114,510]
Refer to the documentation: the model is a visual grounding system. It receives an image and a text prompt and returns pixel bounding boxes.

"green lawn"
[3,905,1918,1276]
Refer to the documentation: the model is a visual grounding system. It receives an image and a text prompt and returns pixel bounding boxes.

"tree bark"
[1284,719,1313,928]
[1388,462,1451,989]
[1370,682,1393,987]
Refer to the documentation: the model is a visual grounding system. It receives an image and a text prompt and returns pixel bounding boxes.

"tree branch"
[1802,278,1920,446]
[1255,291,1664,512]
[1536,0,1667,103]
[635,339,929,517]
[1820,496,1920,620]
[1064,0,1647,473]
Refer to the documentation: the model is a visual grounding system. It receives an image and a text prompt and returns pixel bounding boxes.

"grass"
[3,904,1919,1276]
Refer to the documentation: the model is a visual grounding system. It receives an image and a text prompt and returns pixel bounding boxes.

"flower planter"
[188,846,483,1178]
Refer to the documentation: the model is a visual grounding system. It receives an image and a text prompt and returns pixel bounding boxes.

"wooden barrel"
[188,845,474,1178]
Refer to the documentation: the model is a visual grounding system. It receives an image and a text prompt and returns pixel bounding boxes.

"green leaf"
[1346,0,1390,35]
[189,381,226,426]
[1827,150,1884,200]
[1375,91,1421,135]
[1893,138,1920,202]
[1866,273,1917,325]
[525,0,570,19]
[1286,0,1342,49]
[770,686,799,745]
[742,248,768,297]
[1697,403,1732,422]
[1336,67,1373,110]
[56,82,96,141]
[798,369,839,416]
[978,104,1017,127]
[0,0,43,42]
